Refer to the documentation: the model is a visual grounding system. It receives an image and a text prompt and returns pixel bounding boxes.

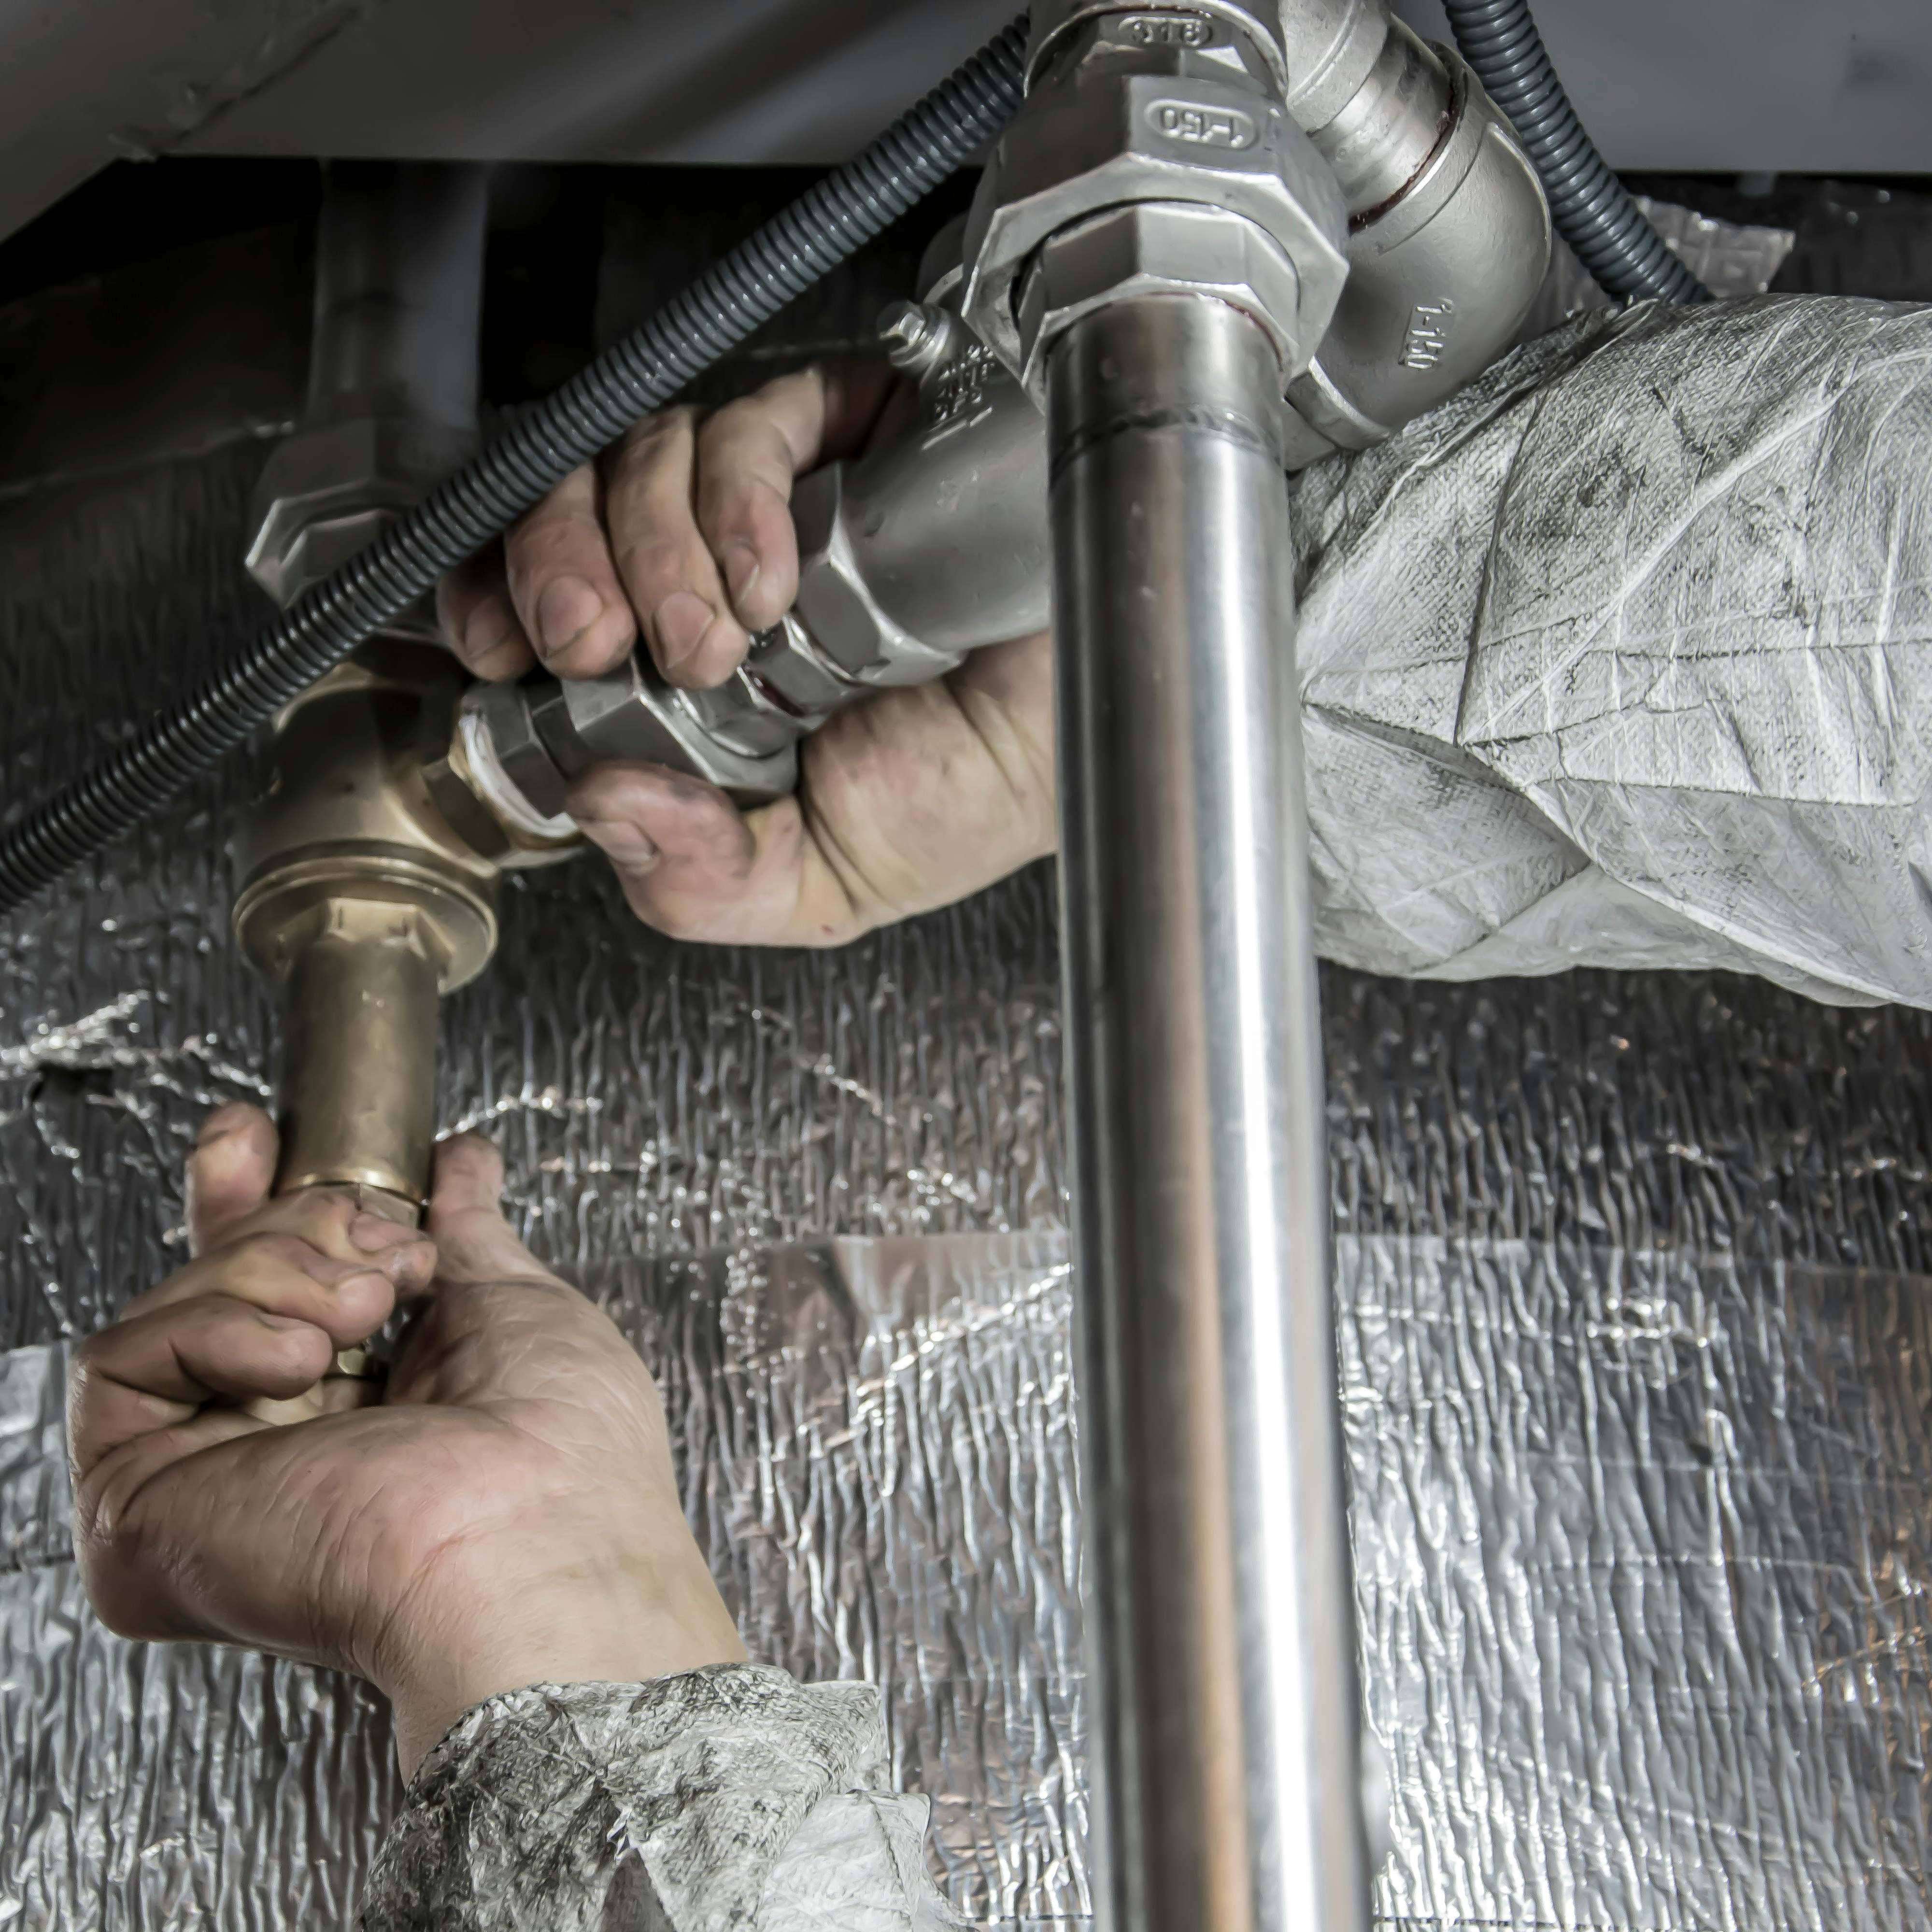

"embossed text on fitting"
[1400,299,1456,369]
[1117,13,1213,46]
[1146,99,1258,149]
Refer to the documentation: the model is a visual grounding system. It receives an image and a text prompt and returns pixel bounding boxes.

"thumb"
[425,1134,554,1285]
[568,762,862,947]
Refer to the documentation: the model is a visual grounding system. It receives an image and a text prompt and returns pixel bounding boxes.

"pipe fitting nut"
[466,678,572,823]
[1017,200,1311,388]
[963,68,1348,391]
[526,654,798,806]
[791,466,969,687]
[246,415,475,610]
[740,614,871,724]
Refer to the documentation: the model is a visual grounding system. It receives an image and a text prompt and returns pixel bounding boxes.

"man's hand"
[68,1105,744,1777]
[439,362,1058,947]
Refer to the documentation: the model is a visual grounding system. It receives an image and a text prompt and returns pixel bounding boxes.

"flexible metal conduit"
[1439,0,1711,304]
[0,17,1029,917]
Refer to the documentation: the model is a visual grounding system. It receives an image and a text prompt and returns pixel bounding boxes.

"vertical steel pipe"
[306,161,489,433]
[1048,293,1369,1932]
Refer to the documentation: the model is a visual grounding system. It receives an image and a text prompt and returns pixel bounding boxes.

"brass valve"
[231,644,572,1220]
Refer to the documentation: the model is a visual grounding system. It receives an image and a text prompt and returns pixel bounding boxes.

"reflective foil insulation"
[5,179,1932,1929]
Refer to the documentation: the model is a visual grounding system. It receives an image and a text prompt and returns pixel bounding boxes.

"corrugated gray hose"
[1440,0,1712,305]
[0,16,1029,917]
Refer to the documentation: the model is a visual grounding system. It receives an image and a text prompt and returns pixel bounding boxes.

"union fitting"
[961,0,1349,397]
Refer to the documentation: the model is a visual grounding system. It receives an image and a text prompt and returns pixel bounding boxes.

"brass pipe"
[264,904,446,1222]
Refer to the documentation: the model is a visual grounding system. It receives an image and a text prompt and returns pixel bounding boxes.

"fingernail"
[536,575,604,661]
[578,816,660,875]
[722,541,760,611]
[195,1109,250,1149]
[350,1212,413,1252]
[254,1310,311,1332]
[384,1241,436,1282]
[652,590,715,670]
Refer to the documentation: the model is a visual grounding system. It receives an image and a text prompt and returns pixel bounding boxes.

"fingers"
[74,1188,424,1484]
[687,364,895,635]
[124,1220,407,1338]
[186,1105,278,1254]
[602,408,749,690]
[437,362,897,698]
[425,1134,559,1287]
[598,363,898,693]
[437,549,538,681]
[69,1296,337,1477]
[500,465,639,677]
[185,1110,434,1292]
[565,629,1058,949]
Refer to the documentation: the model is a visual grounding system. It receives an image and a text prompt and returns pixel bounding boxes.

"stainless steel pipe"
[1049,294,1369,1932]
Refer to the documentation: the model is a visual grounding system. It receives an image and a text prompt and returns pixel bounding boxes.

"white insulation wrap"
[1295,295,1932,1007]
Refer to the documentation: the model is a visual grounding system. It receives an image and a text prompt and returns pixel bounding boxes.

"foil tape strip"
[11,1234,1932,1929]
[1517,195,1796,340]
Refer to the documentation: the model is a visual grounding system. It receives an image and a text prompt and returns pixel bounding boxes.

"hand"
[68,1105,744,1777]
[439,361,1058,947]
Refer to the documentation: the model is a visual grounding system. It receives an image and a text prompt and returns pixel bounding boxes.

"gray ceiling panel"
[0,0,1926,246]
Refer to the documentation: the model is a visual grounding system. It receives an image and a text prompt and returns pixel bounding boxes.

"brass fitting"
[232,644,570,1221]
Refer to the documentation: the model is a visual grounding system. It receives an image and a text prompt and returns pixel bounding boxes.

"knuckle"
[614,405,699,472]
[509,504,603,567]
[616,536,703,601]
[757,364,825,414]
[698,393,774,449]
[696,467,771,530]
[71,1328,113,1374]
[230,1229,311,1272]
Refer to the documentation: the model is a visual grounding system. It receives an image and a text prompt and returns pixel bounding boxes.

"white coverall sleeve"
[357,1663,963,1932]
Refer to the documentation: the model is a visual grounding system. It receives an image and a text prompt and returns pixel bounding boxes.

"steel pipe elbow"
[1282,15,1553,464]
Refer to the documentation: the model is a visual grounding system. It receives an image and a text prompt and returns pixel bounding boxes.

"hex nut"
[528,654,797,806]
[963,69,1348,389]
[790,467,967,687]
[680,664,807,760]
[1017,201,1309,385]
[468,679,572,823]
[739,614,871,727]
[247,415,474,609]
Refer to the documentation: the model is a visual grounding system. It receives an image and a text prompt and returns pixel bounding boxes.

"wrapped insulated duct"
[1294,294,1932,1007]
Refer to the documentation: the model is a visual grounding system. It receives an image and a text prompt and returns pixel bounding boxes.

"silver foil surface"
[13,1228,1932,1927]
[7,209,1932,1928]
[1518,196,1797,340]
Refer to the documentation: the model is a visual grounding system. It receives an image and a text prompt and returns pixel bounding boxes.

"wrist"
[381,1548,746,1779]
